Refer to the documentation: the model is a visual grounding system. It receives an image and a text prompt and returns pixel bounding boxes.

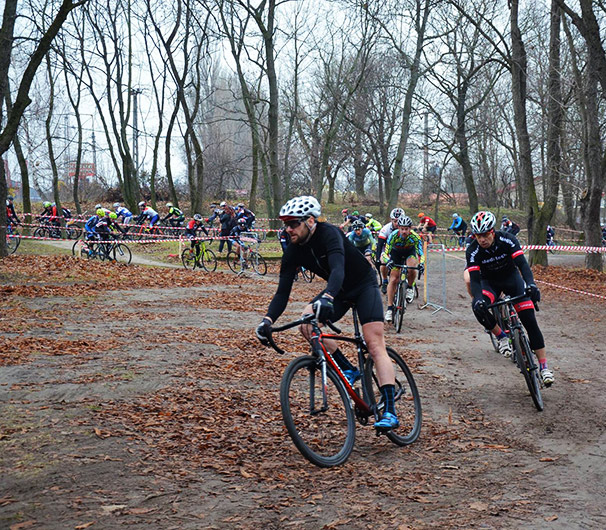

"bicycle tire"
[200,247,218,272]
[395,281,406,333]
[280,355,356,468]
[112,243,132,264]
[6,230,20,254]
[251,251,267,275]
[226,251,241,273]
[181,248,198,270]
[512,328,544,411]
[364,346,422,446]
[301,268,315,283]
[33,227,47,239]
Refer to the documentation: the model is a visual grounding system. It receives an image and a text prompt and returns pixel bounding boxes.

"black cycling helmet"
[351,220,365,230]
[193,214,203,221]
[397,215,413,227]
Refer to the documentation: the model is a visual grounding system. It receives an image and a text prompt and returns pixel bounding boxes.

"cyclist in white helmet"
[256,196,401,430]
[465,211,554,386]
[376,207,405,294]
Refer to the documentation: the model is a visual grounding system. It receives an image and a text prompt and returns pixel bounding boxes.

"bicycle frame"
[270,312,376,419]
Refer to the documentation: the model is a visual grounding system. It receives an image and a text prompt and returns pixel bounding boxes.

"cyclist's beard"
[297,222,316,245]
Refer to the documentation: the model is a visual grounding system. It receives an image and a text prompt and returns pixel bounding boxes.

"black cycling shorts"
[426,225,437,233]
[390,247,418,266]
[312,270,384,325]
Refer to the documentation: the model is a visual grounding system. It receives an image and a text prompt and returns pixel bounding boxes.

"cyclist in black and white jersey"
[255,196,400,430]
[375,208,405,294]
[465,211,554,386]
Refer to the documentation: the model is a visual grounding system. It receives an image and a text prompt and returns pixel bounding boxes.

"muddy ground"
[0,250,605,530]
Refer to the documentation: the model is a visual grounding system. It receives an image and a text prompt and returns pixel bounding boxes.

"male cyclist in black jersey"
[255,196,400,430]
[465,211,554,386]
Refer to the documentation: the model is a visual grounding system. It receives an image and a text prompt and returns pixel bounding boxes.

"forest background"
[0,0,605,269]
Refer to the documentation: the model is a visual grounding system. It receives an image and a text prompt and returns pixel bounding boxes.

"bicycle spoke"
[281,357,355,467]
[364,347,422,446]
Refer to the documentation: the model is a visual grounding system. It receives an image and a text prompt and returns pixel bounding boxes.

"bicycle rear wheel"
[6,231,20,254]
[200,247,218,272]
[226,251,241,273]
[512,329,544,411]
[280,356,356,468]
[364,347,422,446]
[181,248,198,270]
[112,243,132,264]
[250,251,267,275]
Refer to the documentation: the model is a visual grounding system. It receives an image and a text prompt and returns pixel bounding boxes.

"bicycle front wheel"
[200,247,218,272]
[250,251,267,275]
[364,347,422,446]
[6,232,20,254]
[512,328,544,411]
[226,251,241,273]
[112,243,132,264]
[394,281,406,333]
[280,356,356,468]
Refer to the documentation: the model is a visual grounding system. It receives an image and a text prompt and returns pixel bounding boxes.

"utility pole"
[131,88,142,180]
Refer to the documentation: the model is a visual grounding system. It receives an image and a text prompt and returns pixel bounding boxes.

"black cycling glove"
[255,317,272,346]
[528,283,541,303]
[313,295,334,323]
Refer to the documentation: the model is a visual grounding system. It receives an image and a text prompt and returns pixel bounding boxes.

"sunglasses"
[284,219,305,229]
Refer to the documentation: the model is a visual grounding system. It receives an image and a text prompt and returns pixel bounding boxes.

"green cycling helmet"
[96,208,106,217]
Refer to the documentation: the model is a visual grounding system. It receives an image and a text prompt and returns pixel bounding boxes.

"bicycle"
[265,309,422,467]
[226,243,267,275]
[74,236,132,264]
[181,239,218,272]
[546,236,558,254]
[486,289,544,411]
[387,263,422,333]
[6,223,20,254]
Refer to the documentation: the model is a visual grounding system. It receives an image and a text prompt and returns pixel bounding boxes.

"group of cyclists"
[256,195,556,434]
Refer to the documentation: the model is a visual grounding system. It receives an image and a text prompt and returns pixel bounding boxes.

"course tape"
[535,279,606,301]
[427,244,606,253]
[9,233,261,245]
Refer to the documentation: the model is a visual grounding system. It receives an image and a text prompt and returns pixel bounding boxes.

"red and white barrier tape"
[427,244,606,253]
[536,280,606,301]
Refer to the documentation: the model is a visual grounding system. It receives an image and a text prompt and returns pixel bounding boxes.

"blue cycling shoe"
[374,412,399,430]
[343,369,361,387]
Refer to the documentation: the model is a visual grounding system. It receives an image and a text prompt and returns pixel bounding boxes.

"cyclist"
[106,211,127,237]
[185,214,209,253]
[113,203,133,225]
[376,207,405,294]
[84,208,106,241]
[365,213,383,235]
[162,202,185,228]
[448,213,468,245]
[6,196,20,226]
[229,217,252,258]
[500,216,520,236]
[465,210,554,385]
[255,195,400,430]
[416,212,437,244]
[235,203,256,230]
[340,209,360,232]
[380,215,424,322]
[347,219,375,265]
[135,201,160,228]
[546,224,556,246]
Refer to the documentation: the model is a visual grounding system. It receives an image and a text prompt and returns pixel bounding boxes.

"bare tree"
[1,0,87,256]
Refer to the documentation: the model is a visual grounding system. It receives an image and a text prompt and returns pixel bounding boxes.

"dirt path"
[0,252,604,529]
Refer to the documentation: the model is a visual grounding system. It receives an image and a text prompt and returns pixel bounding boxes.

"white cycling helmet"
[365,213,373,218]
[279,195,322,221]
[95,203,102,209]
[397,215,413,227]
[470,211,496,234]
[352,220,365,230]
[390,207,405,220]
[166,202,173,208]
[138,201,146,208]
[452,213,459,219]
[113,202,120,209]
[220,201,227,207]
